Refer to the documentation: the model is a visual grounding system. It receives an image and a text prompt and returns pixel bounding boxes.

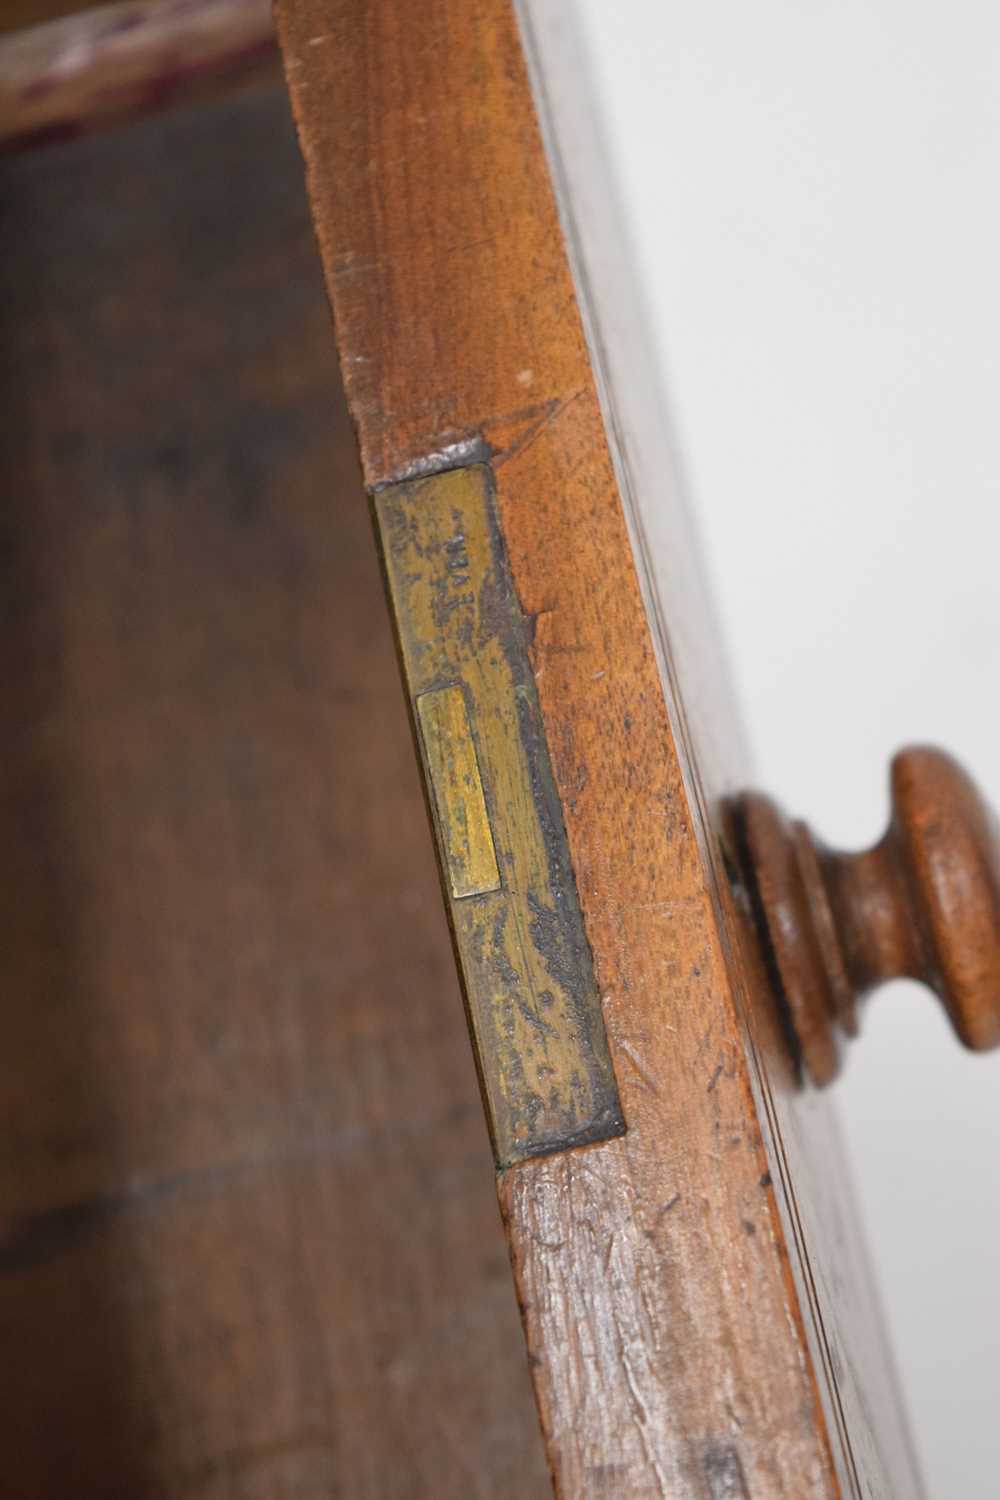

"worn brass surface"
[416,686,500,899]
[375,465,624,1168]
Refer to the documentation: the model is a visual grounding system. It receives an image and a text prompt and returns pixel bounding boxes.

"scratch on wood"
[657,1193,681,1222]
[490,387,585,470]
[616,1039,660,1097]
[695,1019,716,1061]
[619,1342,671,1496]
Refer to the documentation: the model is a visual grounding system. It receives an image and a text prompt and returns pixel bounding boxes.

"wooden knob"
[737,747,1000,1085]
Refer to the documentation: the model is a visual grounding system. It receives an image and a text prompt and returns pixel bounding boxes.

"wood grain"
[275,2,924,1495]
[0,85,548,1497]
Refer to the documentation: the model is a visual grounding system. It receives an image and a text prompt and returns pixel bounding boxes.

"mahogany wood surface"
[741,746,1000,1084]
[0,85,548,1497]
[275,2,926,1495]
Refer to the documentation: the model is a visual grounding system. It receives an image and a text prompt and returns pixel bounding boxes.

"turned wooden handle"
[737,747,1000,1085]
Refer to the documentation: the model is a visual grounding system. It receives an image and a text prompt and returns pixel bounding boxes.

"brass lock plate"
[375,465,624,1168]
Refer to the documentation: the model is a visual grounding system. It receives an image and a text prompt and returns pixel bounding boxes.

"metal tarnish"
[375,464,624,1168]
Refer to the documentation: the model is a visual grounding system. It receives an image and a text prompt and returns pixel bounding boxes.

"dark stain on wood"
[704,1444,750,1498]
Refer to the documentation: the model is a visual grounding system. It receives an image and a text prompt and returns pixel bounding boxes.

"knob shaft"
[738,747,1000,1085]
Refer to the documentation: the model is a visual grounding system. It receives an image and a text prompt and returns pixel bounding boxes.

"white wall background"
[525,3,1000,1495]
